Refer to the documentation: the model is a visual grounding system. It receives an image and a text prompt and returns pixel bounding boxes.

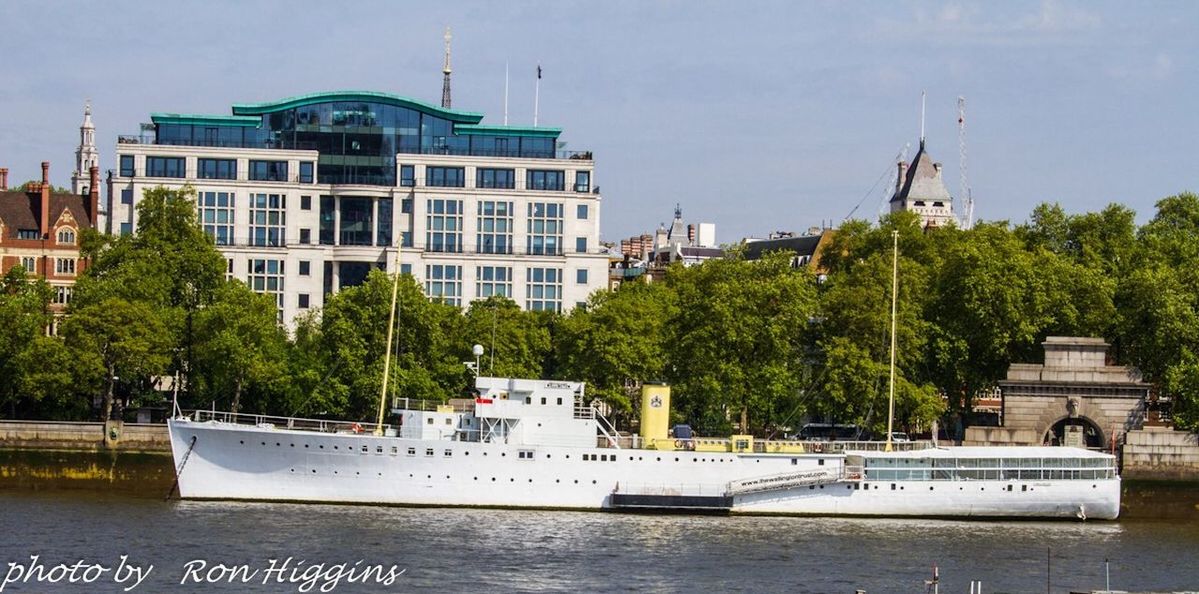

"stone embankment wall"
[1122,427,1199,481]
[0,420,170,452]
[0,421,174,494]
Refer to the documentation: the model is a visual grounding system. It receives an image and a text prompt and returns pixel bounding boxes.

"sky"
[1,0,1196,243]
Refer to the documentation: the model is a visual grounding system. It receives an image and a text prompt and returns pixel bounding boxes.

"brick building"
[0,162,99,316]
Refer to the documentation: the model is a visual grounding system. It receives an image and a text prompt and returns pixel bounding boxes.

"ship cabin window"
[557,398,563,405]
[425,448,434,457]
[791,458,798,466]
[407,447,416,456]
[445,418,452,425]
[376,446,383,454]
[818,459,825,466]
[518,450,534,460]
[361,445,368,453]
[427,418,433,425]
[444,449,452,457]
[541,397,547,405]
[526,397,532,404]
[391,447,398,455]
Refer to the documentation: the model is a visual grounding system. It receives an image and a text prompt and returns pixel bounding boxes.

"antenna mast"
[920,90,926,149]
[957,96,974,229]
[441,27,452,109]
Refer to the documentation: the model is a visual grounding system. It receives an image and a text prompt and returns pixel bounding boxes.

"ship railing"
[614,482,727,497]
[189,409,391,435]
[391,397,473,413]
[816,440,935,453]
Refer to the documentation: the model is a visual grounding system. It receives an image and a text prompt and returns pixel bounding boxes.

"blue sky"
[1,1,1196,242]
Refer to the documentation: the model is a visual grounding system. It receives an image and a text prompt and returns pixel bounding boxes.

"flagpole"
[504,61,509,125]
[534,63,541,126]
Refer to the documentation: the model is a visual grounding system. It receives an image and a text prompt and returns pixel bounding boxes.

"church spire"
[72,100,98,195]
[441,27,452,109]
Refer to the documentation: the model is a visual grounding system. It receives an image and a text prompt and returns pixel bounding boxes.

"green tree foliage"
[0,268,55,417]
[192,282,290,414]
[461,296,551,379]
[665,252,819,435]
[556,282,673,425]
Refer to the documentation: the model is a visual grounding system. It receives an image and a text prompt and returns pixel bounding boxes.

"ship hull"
[169,419,1120,520]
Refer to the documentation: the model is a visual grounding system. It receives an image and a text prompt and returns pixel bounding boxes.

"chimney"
[896,160,908,196]
[0,168,7,190]
[88,166,100,225]
[40,161,51,238]
[687,224,696,245]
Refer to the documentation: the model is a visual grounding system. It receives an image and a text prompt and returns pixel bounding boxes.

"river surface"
[1,490,1197,593]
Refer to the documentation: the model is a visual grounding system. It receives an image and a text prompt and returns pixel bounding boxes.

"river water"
[1,490,1197,593]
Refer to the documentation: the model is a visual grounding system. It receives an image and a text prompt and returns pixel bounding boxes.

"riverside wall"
[1121,426,1199,481]
[0,420,170,452]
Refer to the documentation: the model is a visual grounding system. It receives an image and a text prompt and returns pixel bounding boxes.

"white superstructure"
[168,378,1121,520]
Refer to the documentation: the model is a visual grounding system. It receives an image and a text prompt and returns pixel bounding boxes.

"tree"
[460,297,550,379]
[0,267,55,417]
[665,252,819,435]
[192,282,290,414]
[61,298,170,421]
[556,281,673,424]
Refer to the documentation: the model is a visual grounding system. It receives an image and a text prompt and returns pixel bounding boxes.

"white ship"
[167,234,1120,519]
[167,378,1120,519]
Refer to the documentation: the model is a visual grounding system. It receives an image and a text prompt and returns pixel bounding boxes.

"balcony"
[119,134,593,161]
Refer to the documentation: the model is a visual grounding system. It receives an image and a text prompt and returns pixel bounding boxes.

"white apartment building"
[106,91,606,326]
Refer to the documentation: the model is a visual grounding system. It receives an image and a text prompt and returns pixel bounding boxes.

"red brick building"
[0,162,99,316]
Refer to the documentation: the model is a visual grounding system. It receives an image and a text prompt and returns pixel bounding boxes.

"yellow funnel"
[640,384,671,445]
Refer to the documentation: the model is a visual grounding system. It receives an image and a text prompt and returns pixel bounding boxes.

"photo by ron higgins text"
[1,555,404,593]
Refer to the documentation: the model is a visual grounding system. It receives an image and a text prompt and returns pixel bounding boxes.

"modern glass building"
[107,91,604,326]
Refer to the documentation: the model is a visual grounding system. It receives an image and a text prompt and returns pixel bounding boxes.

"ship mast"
[885,230,898,453]
[375,246,402,436]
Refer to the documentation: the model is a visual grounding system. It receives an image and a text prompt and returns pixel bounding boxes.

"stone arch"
[1042,414,1104,448]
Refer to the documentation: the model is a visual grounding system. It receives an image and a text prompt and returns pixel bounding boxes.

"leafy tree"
[0,268,54,417]
[192,282,290,414]
[460,297,550,379]
[556,281,673,425]
[665,252,819,435]
[61,298,170,421]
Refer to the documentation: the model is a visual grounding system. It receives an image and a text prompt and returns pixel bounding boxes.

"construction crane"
[958,96,975,229]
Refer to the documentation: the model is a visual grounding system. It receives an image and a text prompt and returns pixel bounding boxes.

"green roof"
[230,90,485,123]
[150,113,261,127]
[454,124,561,138]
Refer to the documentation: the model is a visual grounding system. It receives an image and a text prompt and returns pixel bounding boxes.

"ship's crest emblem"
[650,395,662,408]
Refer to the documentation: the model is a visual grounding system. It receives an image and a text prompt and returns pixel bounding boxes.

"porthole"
[574,480,578,484]
[311,469,316,473]
[592,480,597,484]
[239,440,244,444]
[290,443,295,447]
[305,444,309,448]
[290,469,295,473]
[275,442,280,447]
[261,442,266,446]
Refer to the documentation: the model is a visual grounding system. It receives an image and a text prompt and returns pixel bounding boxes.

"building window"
[16,230,39,240]
[19,257,36,273]
[526,267,562,312]
[319,196,335,245]
[198,191,235,246]
[299,260,311,276]
[477,266,512,298]
[198,158,236,180]
[576,268,588,284]
[55,258,76,276]
[575,171,591,192]
[119,155,135,177]
[400,263,412,276]
[401,198,413,214]
[401,231,413,248]
[377,198,393,247]
[121,188,133,204]
[249,160,288,182]
[249,193,286,247]
[399,165,415,187]
[119,223,132,236]
[299,162,314,184]
[56,228,76,245]
[339,197,373,246]
[527,170,565,191]
[577,204,588,219]
[426,166,464,188]
[225,258,234,281]
[300,195,312,211]
[477,168,515,189]
[298,294,310,309]
[425,265,461,306]
[52,286,72,305]
[146,156,185,178]
[426,199,463,253]
[299,229,311,244]
[575,237,587,253]
[527,202,563,255]
[477,201,513,254]
[248,259,284,314]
